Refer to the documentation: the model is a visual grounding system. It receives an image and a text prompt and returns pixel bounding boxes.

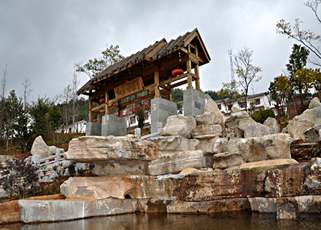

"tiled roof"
[77,28,205,95]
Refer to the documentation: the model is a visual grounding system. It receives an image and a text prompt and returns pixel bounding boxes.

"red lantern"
[172,68,184,77]
[99,98,105,104]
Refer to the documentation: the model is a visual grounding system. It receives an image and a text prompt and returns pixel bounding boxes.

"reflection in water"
[4,211,321,230]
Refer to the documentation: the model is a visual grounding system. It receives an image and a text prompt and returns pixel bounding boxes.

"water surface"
[4,211,321,230]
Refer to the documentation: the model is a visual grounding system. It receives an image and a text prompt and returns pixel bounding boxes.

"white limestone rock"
[309,97,321,109]
[263,117,280,134]
[225,111,256,137]
[65,135,158,163]
[287,118,315,141]
[244,122,271,138]
[231,106,241,114]
[221,134,293,162]
[31,136,56,159]
[19,198,143,223]
[147,136,199,156]
[192,125,223,139]
[161,115,192,139]
[147,150,203,176]
[213,152,245,169]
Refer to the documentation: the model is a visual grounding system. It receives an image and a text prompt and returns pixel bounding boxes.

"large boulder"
[31,136,56,159]
[147,136,199,156]
[276,197,299,219]
[60,176,157,200]
[213,152,245,169]
[147,150,203,176]
[161,115,193,139]
[192,125,222,139]
[304,125,321,143]
[195,112,224,126]
[290,143,319,161]
[263,117,280,134]
[65,135,158,163]
[231,106,241,114]
[309,97,321,109]
[244,122,271,138]
[225,111,256,137]
[90,160,149,176]
[295,107,321,126]
[221,134,293,162]
[203,99,226,136]
[287,118,315,141]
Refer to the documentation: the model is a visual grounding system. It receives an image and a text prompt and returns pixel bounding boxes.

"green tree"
[312,68,321,98]
[269,76,287,120]
[217,81,242,113]
[287,44,310,109]
[135,101,149,130]
[29,97,52,141]
[286,44,310,75]
[276,0,321,66]
[48,106,63,131]
[13,113,33,153]
[75,44,125,78]
[172,88,183,114]
[234,48,262,111]
[2,90,23,154]
[250,109,275,124]
[204,90,220,101]
[273,75,294,117]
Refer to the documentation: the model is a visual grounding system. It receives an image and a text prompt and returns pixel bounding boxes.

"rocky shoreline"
[2,97,321,224]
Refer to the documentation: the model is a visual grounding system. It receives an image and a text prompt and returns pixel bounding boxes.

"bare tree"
[71,72,79,133]
[22,78,32,110]
[1,65,8,99]
[234,48,262,111]
[276,0,321,66]
[0,65,8,140]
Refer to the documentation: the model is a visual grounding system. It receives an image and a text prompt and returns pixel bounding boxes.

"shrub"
[250,109,275,124]
[0,158,39,199]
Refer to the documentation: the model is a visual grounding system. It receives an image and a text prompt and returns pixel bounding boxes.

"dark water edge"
[4,210,321,230]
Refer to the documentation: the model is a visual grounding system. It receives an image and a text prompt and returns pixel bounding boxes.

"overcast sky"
[0,0,319,103]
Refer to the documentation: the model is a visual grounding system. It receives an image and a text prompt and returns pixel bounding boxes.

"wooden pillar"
[186,44,193,89]
[89,100,93,122]
[119,104,122,117]
[186,60,193,89]
[167,83,172,101]
[154,71,160,98]
[97,114,102,123]
[195,64,200,91]
[194,44,200,91]
[105,91,110,115]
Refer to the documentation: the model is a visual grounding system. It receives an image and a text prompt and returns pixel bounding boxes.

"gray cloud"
[0,0,319,102]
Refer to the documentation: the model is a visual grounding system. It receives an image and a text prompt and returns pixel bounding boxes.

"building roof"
[215,92,268,104]
[77,28,210,95]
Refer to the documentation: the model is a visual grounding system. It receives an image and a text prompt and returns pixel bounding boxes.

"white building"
[56,120,87,134]
[214,92,277,115]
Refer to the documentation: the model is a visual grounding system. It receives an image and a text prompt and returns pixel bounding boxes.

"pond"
[4,211,321,230]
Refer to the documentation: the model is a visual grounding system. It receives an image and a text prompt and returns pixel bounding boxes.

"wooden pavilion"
[77,28,210,122]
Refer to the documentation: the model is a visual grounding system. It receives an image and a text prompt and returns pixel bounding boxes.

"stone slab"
[85,122,101,136]
[147,150,204,176]
[166,198,250,214]
[151,98,177,134]
[183,88,205,117]
[101,115,126,136]
[91,160,148,176]
[65,135,158,163]
[18,198,141,223]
